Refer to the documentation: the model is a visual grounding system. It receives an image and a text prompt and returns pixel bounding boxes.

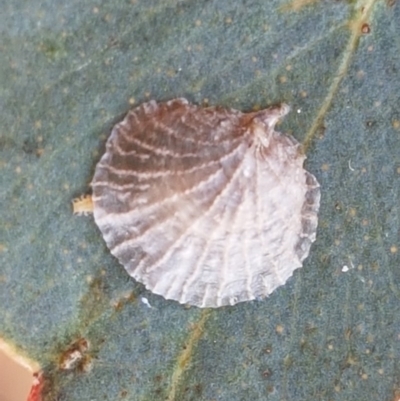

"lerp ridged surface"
[91,98,320,307]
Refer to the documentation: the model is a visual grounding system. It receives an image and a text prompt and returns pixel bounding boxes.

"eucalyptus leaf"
[1,0,400,400]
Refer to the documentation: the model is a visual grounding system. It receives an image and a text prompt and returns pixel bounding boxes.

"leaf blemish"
[59,337,90,371]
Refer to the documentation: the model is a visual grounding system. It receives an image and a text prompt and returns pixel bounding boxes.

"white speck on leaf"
[141,297,152,308]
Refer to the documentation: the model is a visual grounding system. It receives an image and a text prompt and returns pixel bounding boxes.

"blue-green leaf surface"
[1,0,400,400]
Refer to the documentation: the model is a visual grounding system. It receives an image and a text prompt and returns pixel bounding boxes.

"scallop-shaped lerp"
[91,98,320,307]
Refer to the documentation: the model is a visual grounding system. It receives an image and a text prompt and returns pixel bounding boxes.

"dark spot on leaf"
[0,137,18,152]
[153,374,162,383]
[335,202,343,212]
[194,383,203,395]
[304,324,318,335]
[22,139,43,158]
[361,23,371,34]
[39,38,66,60]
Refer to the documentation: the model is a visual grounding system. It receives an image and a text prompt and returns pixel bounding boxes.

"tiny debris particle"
[390,246,398,254]
[342,265,349,273]
[79,99,320,308]
[141,297,152,308]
